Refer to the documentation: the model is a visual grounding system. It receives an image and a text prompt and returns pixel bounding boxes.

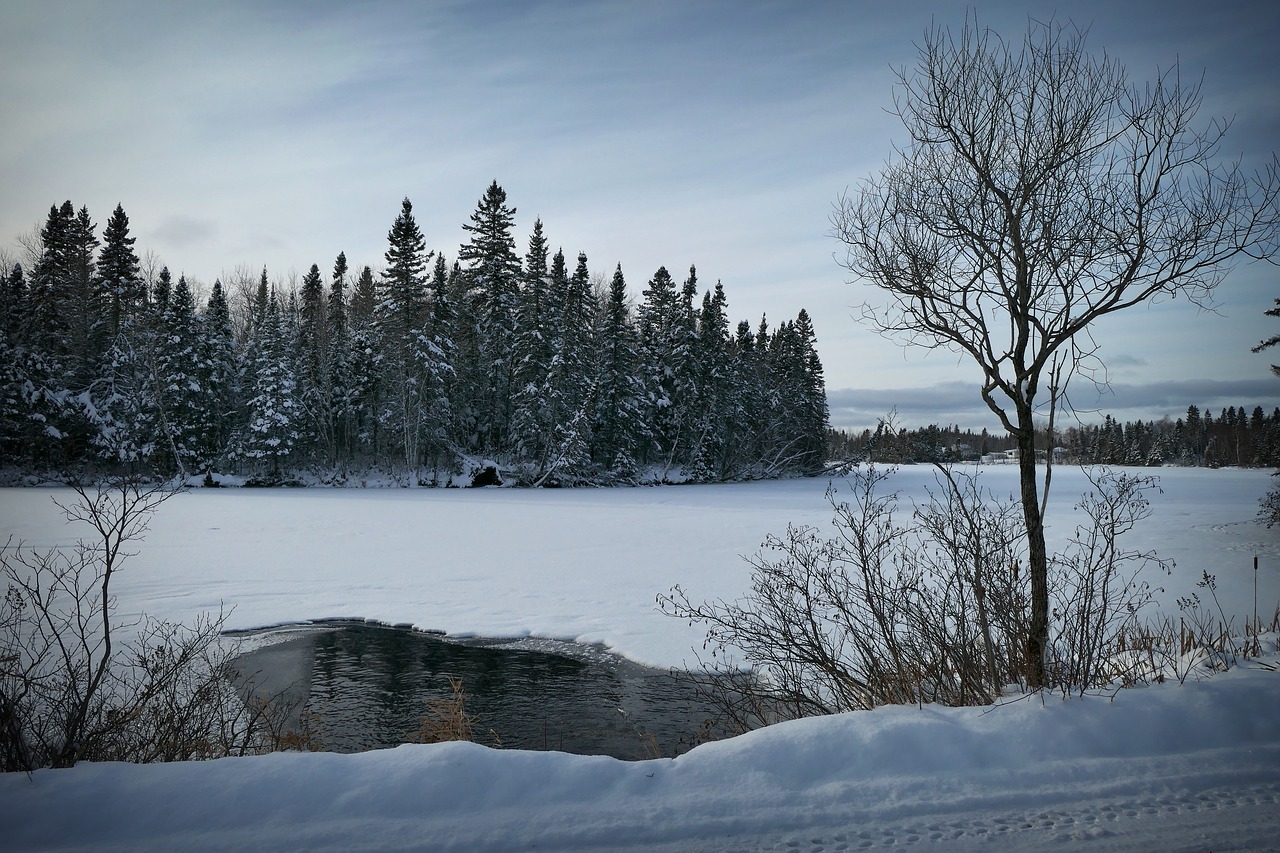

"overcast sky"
[3,0,1277,430]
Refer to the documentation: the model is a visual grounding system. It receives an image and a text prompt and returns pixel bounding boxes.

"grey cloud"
[829,378,1280,432]
[149,216,217,250]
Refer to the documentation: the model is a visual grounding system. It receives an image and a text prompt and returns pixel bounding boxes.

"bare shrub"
[1047,471,1171,694]
[660,465,1169,732]
[409,674,478,745]
[0,476,294,770]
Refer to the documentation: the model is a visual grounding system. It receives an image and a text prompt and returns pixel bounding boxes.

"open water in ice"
[230,622,724,760]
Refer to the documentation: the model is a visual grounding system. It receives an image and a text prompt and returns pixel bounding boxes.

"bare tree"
[832,17,1280,686]
[1,476,302,769]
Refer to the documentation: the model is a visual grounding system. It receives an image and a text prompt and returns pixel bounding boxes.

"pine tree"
[297,263,328,459]
[0,263,28,342]
[97,204,143,338]
[1253,297,1280,377]
[324,252,353,465]
[685,282,734,480]
[637,265,688,474]
[64,205,103,383]
[591,264,646,477]
[298,264,326,385]
[510,219,553,465]
[792,308,829,473]
[725,318,765,474]
[418,252,458,470]
[540,251,596,482]
[239,292,302,476]
[379,199,431,341]
[376,198,436,473]
[349,265,376,329]
[151,275,213,475]
[459,181,522,453]
[30,202,77,362]
[203,279,237,467]
[152,266,173,318]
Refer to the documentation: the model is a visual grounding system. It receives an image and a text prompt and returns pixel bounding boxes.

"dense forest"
[0,183,828,486]
[828,405,1280,469]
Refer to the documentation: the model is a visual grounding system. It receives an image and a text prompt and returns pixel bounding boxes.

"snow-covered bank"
[2,653,1278,852]
[2,466,1279,851]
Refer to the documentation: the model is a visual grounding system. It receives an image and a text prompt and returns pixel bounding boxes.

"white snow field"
[2,465,1279,852]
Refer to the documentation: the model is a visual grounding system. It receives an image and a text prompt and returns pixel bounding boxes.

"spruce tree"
[459,181,522,453]
[152,266,173,318]
[376,198,435,473]
[30,202,77,362]
[152,275,211,475]
[541,251,595,482]
[203,279,237,468]
[65,205,103,383]
[349,265,376,329]
[510,219,553,465]
[0,263,27,342]
[591,264,646,477]
[97,204,143,337]
[324,252,353,465]
[792,308,829,473]
[637,265,683,473]
[240,292,302,476]
[687,282,731,481]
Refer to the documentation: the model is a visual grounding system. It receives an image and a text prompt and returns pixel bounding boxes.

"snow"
[2,466,1279,852]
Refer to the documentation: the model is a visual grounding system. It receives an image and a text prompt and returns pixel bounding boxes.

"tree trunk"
[1016,405,1049,688]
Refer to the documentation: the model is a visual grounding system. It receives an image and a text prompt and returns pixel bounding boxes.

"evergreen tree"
[349,265,376,329]
[379,199,431,341]
[791,308,829,472]
[0,263,27,342]
[298,264,326,385]
[591,264,646,477]
[540,251,596,482]
[152,266,173,318]
[297,263,328,459]
[29,202,77,361]
[510,219,553,465]
[418,252,458,470]
[203,280,237,465]
[239,292,302,475]
[687,282,731,481]
[637,265,692,474]
[1253,297,1280,377]
[725,318,766,474]
[324,252,353,465]
[376,198,436,473]
[152,275,214,475]
[64,205,103,383]
[0,325,68,468]
[458,181,522,453]
[97,204,143,337]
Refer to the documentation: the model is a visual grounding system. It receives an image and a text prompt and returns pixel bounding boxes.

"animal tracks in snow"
[758,782,1280,852]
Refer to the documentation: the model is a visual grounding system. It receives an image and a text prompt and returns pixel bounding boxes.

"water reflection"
[233,624,723,760]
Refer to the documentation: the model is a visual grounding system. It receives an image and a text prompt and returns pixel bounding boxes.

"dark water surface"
[231,624,724,760]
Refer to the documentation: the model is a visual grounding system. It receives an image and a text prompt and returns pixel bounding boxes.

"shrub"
[659,465,1170,732]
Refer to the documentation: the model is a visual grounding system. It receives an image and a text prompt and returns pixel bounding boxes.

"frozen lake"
[2,465,1276,670]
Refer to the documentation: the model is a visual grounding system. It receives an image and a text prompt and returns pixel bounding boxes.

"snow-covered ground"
[2,466,1279,852]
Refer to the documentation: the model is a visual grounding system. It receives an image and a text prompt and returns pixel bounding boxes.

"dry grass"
[409,675,477,745]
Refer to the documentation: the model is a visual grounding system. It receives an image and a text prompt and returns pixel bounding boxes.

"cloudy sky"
[3,0,1277,430]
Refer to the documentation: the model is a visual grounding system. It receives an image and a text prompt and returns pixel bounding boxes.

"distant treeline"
[828,404,1280,468]
[0,184,828,485]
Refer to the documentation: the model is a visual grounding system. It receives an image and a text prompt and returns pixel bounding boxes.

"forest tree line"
[827,404,1280,469]
[0,182,828,485]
